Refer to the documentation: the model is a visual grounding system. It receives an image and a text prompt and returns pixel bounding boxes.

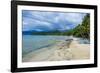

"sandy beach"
[22,39,90,62]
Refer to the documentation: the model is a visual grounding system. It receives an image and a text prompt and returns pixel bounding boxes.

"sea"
[22,35,90,57]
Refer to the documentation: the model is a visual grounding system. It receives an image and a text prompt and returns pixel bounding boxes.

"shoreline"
[22,39,90,62]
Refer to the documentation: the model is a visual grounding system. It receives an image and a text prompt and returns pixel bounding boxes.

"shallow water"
[22,35,90,57]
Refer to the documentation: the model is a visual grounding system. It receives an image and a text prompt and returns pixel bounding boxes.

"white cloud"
[22,10,86,31]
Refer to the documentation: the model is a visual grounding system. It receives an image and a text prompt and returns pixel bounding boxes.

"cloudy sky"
[22,10,86,32]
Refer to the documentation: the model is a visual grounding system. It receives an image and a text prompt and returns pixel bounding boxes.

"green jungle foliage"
[66,14,90,39]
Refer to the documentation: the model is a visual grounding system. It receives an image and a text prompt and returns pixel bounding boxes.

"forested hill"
[23,14,90,39]
[65,14,90,39]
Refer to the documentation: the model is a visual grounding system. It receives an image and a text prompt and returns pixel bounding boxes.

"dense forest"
[23,14,90,39]
[65,14,90,39]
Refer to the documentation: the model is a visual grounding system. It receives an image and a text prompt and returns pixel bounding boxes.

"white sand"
[22,40,90,62]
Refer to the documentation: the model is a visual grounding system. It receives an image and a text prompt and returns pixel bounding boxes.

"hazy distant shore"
[22,38,90,62]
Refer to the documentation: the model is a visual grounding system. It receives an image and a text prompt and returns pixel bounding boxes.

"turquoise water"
[22,35,90,57]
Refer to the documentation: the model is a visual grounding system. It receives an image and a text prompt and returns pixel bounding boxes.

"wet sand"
[22,39,90,62]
